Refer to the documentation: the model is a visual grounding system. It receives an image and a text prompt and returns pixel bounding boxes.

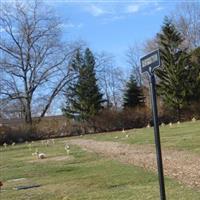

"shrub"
[1,102,199,144]
[121,107,151,129]
[89,107,151,132]
[0,124,35,144]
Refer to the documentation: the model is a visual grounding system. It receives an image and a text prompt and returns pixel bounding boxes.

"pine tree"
[63,48,104,121]
[189,47,200,102]
[123,74,145,109]
[156,18,192,120]
[62,49,83,119]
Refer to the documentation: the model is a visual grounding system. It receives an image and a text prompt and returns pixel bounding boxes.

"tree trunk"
[25,99,32,124]
[177,105,181,121]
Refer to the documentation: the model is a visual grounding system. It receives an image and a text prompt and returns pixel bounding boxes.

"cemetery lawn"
[84,120,200,154]
[0,120,200,199]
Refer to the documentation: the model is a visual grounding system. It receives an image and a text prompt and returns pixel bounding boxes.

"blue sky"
[3,0,197,67]
[3,0,198,115]
[46,0,190,68]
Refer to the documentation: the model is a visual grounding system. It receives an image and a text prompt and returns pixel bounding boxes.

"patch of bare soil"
[28,155,74,163]
[69,139,200,189]
[7,178,27,183]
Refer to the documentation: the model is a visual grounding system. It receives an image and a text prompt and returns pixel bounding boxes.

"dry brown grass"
[69,139,200,189]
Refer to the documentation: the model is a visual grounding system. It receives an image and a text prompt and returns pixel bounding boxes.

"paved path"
[69,139,200,189]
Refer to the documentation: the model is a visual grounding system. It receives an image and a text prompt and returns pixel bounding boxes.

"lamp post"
[140,49,166,200]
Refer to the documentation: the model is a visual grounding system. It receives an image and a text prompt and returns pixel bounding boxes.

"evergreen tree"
[189,47,200,102]
[63,48,104,121]
[123,74,145,109]
[156,18,193,120]
[62,49,83,119]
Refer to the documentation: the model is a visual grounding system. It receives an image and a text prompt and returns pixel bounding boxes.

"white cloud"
[125,2,164,15]
[153,1,164,11]
[143,2,165,16]
[85,5,106,16]
[126,4,140,14]
[155,5,164,11]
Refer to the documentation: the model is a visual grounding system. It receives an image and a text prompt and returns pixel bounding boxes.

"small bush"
[182,102,200,120]
[0,124,35,144]
[89,107,151,132]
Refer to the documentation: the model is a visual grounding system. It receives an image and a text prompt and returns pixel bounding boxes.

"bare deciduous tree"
[127,43,152,88]
[171,2,200,49]
[143,37,159,54]
[0,0,78,124]
[96,53,126,109]
[126,43,143,86]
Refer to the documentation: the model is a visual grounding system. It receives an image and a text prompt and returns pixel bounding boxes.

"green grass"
[83,121,200,153]
[0,137,200,200]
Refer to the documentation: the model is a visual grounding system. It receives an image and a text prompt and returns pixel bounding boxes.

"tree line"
[0,0,199,128]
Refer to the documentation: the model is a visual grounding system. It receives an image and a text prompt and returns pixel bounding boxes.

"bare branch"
[0,0,79,123]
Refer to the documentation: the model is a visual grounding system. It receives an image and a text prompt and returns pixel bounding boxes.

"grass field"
[0,121,200,200]
[84,121,200,154]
